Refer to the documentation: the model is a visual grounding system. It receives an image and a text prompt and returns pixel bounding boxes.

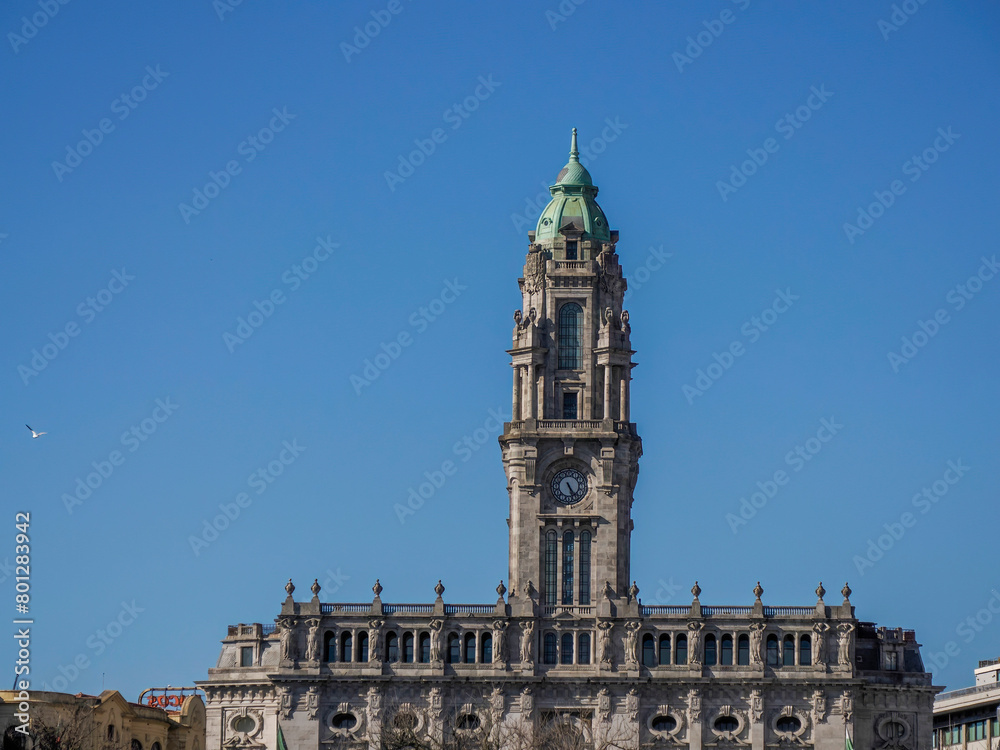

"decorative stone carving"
[691,581,702,600]
[523,580,537,599]
[624,621,640,667]
[372,579,383,597]
[496,580,507,599]
[520,620,535,664]
[816,581,826,601]
[686,689,701,722]
[493,620,508,665]
[369,619,384,663]
[749,689,763,724]
[305,619,321,662]
[524,252,546,293]
[625,688,639,721]
[837,622,855,666]
[603,580,614,600]
[306,686,319,719]
[749,622,765,665]
[279,619,297,662]
[753,581,764,601]
[278,686,293,719]
[811,689,828,724]
[596,688,611,723]
[285,579,295,597]
[520,686,534,717]
[813,622,830,665]
[598,621,614,666]
[429,619,443,663]
[434,580,445,598]
[771,706,810,744]
[490,687,504,719]
[840,690,853,722]
[627,581,640,601]
[688,621,704,665]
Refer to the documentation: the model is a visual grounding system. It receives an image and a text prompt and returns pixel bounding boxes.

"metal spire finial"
[569,128,580,162]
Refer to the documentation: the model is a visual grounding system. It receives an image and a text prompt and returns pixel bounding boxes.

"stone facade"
[932,657,1000,748]
[200,130,939,750]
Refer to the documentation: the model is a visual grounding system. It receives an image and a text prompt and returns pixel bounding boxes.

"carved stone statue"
[429,619,443,663]
[837,623,855,666]
[749,623,765,665]
[280,620,297,661]
[368,619,384,663]
[520,620,535,664]
[305,619,321,662]
[688,622,704,665]
[599,621,614,666]
[813,622,830,665]
[624,621,640,667]
[493,620,508,664]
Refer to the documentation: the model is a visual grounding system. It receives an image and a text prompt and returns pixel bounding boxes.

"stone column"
[619,375,628,421]
[513,367,521,420]
[529,366,538,419]
[603,364,612,419]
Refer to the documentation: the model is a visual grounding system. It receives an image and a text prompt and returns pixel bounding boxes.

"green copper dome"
[535,128,611,242]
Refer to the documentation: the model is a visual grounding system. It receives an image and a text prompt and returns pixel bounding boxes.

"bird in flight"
[25,424,47,439]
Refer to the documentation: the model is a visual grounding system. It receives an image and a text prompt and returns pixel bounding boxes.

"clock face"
[551,468,588,505]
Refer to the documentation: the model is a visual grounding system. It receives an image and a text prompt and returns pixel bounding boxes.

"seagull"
[25,424,47,439]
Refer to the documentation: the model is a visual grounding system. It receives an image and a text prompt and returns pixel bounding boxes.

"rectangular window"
[578,532,591,605]
[543,634,557,665]
[544,531,558,606]
[968,720,986,741]
[563,392,578,420]
[240,646,253,667]
[561,532,574,605]
[565,240,578,260]
[946,726,961,744]
[993,718,1000,736]
[885,650,898,670]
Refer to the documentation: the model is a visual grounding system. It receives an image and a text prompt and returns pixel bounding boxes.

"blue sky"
[2,0,998,699]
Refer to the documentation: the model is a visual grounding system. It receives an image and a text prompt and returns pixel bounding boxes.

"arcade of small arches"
[637,628,815,668]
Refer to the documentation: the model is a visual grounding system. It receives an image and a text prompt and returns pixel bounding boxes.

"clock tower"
[501,129,642,610]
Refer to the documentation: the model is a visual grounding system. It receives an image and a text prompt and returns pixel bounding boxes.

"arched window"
[675,634,688,665]
[642,634,656,667]
[720,634,733,665]
[151,744,162,750]
[578,633,591,664]
[108,726,116,742]
[783,635,795,666]
[560,633,574,664]
[358,632,369,662]
[704,634,717,666]
[448,633,461,664]
[341,632,353,663]
[579,531,592,605]
[799,634,812,666]
[324,631,336,662]
[658,634,671,665]
[562,530,575,605]
[558,303,583,369]
[481,633,493,664]
[132,741,143,750]
[543,633,557,664]
[464,633,477,663]
[737,634,750,665]
[544,530,558,606]
[386,632,399,663]
[766,634,779,666]
[419,632,431,663]
[402,632,414,663]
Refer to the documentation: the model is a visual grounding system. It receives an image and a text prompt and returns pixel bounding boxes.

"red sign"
[138,687,204,710]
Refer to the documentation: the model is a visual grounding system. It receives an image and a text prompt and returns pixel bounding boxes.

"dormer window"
[565,240,578,260]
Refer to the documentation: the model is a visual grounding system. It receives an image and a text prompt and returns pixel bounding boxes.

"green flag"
[277,723,289,750]
[845,726,854,750]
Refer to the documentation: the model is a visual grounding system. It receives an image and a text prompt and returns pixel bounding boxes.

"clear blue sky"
[3,1,998,699]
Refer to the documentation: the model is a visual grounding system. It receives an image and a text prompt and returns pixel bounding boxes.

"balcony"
[504,419,638,438]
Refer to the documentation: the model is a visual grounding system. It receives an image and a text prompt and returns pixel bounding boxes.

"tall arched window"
[560,633,574,664]
[642,634,656,667]
[419,632,431,663]
[402,632,414,663]
[544,530,558,606]
[385,632,398,663]
[578,633,591,664]
[562,530,574,605]
[358,632,369,662]
[558,303,583,369]
[737,634,750,665]
[799,634,812,666]
[341,632,352,663]
[766,635,779,666]
[543,633,557,664]
[324,631,336,662]
[720,634,733,666]
[448,634,461,664]
[481,633,493,664]
[675,634,688,665]
[783,635,795,666]
[704,634,717,666]
[464,633,476,663]
[658,634,671,665]
[579,531,591,605]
